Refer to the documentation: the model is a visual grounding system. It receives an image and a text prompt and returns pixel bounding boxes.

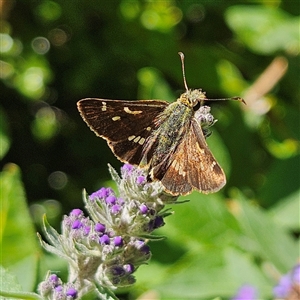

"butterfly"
[77,52,245,195]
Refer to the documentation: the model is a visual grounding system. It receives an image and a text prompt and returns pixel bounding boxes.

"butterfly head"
[179,89,207,108]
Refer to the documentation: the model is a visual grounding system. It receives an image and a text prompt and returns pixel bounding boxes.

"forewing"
[77,98,168,165]
[158,118,226,195]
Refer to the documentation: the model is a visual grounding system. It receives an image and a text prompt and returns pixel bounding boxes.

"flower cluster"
[38,164,178,299]
[194,105,217,138]
[38,274,77,299]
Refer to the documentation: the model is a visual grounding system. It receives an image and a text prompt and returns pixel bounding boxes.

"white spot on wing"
[139,137,145,145]
[128,135,135,141]
[172,160,178,171]
[210,161,217,171]
[124,107,143,114]
[178,165,186,176]
[133,136,140,143]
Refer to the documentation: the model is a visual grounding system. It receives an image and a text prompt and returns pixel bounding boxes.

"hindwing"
[155,118,226,195]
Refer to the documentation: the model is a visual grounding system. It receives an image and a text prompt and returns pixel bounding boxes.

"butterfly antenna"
[206,96,246,105]
[178,52,189,92]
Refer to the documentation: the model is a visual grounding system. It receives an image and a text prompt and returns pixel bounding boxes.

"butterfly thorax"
[142,98,196,176]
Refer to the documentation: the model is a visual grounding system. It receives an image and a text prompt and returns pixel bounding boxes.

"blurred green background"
[1,1,299,299]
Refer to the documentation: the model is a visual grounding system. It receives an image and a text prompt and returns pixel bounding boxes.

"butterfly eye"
[193,101,201,111]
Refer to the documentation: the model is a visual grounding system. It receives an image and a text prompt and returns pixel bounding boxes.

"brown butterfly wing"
[158,118,226,195]
[77,98,168,165]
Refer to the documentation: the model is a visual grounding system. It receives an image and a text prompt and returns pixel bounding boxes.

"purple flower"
[123,263,134,274]
[72,220,83,229]
[140,243,150,254]
[136,175,146,185]
[70,209,83,217]
[49,274,59,284]
[39,274,63,295]
[274,274,291,298]
[99,234,110,245]
[114,236,123,247]
[83,225,91,235]
[54,285,63,292]
[95,222,106,233]
[110,266,125,276]
[135,240,150,255]
[117,197,125,205]
[124,239,151,264]
[273,264,300,298]
[292,264,300,284]
[66,287,77,298]
[139,204,148,214]
[111,204,121,214]
[153,216,164,229]
[121,164,133,176]
[90,187,112,200]
[148,216,165,231]
[231,285,257,300]
[106,195,117,205]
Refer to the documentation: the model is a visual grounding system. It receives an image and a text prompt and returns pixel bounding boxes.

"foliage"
[1,1,299,299]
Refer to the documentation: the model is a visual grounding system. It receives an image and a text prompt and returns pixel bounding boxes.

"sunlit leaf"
[225,6,300,55]
[230,191,298,273]
[268,189,300,231]
[154,247,271,299]
[137,67,174,102]
[0,164,40,291]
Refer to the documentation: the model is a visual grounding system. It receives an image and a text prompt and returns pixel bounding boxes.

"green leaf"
[268,189,300,231]
[0,291,41,300]
[37,233,71,263]
[137,67,174,102]
[225,6,300,55]
[108,164,121,185]
[259,155,300,207]
[158,192,240,247]
[0,265,22,295]
[0,164,40,291]
[42,214,62,246]
[154,247,271,299]
[134,261,169,295]
[216,59,248,96]
[230,190,298,273]
[0,265,41,299]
